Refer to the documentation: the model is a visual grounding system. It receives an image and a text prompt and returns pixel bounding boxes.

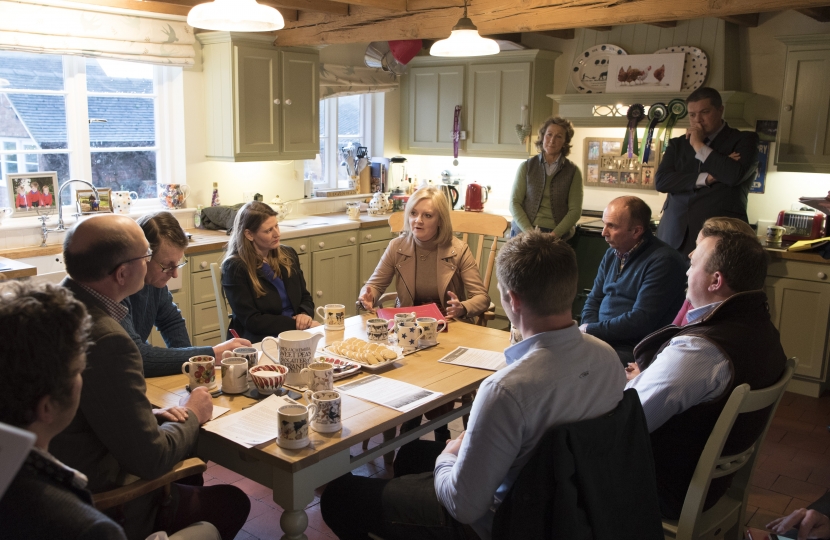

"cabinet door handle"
[274,98,281,105]
[819,272,827,280]
[318,242,325,248]
[299,244,307,252]
[785,104,793,112]
[349,237,356,244]
[316,290,323,297]
[200,261,208,269]
[365,234,372,241]
[285,99,292,106]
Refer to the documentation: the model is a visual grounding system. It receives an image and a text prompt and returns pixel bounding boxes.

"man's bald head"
[64,215,148,283]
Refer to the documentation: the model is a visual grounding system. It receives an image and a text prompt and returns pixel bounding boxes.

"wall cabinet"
[776,35,830,173]
[765,258,830,396]
[197,32,319,162]
[400,50,560,158]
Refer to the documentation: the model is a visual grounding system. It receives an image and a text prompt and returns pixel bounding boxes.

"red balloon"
[388,40,423,65]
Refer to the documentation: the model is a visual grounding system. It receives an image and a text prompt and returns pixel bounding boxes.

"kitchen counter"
[0,257,36,279]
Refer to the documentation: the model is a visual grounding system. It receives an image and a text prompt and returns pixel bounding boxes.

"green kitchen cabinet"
[358,224,397,298]
[188,250,227,346]
[312,245,359,316]
[466,62,531,155]
[197,32,319,162]
[403,64,465,152]
[148,288,189,348]
[776,35,830,173]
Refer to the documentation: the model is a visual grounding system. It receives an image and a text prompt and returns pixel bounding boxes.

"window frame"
[0,52,184,211]
[313,93,374,189]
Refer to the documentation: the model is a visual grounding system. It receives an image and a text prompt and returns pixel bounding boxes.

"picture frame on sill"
[77,188,112,214]
[583,137,661,191]
[7,171,58,218]
[606,53,684,93]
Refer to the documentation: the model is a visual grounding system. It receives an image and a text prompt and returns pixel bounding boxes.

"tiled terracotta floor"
[213,392,830,540]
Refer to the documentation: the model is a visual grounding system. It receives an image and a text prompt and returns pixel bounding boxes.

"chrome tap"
[41,179,99,246]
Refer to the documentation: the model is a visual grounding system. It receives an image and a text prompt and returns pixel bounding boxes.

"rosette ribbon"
[640,103,667,163]
[658,99,688,153]
[621,104,645,158]
[452,105,462,159]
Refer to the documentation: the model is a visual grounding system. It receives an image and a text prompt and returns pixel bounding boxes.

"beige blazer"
[361,235,491,319]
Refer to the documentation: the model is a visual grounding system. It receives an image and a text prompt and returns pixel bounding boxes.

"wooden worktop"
[0,257,36,279]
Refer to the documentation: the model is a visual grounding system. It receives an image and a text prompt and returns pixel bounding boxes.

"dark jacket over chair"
[655,124,759,252]
[492,389,664,540]
[221,246,314,343]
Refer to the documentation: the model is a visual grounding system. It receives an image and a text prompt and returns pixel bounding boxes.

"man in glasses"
[54,214,250,540]
[124,212,250,377]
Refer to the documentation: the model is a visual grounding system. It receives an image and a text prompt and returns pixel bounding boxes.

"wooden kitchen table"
[145,314,509,540]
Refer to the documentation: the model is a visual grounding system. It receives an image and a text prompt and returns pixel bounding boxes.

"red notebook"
[376,303,448,331]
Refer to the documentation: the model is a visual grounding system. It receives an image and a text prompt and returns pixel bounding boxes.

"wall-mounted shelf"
[547,91,758,129]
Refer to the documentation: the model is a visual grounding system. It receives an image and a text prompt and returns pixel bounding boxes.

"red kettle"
[464,182,489,212]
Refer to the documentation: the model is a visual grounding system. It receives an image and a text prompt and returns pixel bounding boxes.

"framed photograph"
[583,137,661,191]
[77,188,112,214]
[7,172,58,218]
[606,53,684,93]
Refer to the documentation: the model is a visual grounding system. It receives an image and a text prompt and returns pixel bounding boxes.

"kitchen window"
[0,50,182,208]
[306,93,374,189]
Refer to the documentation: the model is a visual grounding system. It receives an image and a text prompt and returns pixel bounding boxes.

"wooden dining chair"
[383,211,508,326]
[209,262,230,340]
[92,458,207,511]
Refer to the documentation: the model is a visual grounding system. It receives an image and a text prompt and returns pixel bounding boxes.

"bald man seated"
[50,215,249,540]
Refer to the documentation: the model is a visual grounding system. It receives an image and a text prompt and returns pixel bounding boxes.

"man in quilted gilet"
[625,228,785,519]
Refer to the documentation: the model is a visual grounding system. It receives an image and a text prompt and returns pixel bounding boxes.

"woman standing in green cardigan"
[509,116,583,240]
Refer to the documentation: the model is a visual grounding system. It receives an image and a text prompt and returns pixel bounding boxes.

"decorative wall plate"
[571,44,627,94]
[655,46,708,91]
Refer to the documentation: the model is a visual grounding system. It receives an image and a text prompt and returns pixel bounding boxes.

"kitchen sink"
[18,254,67,285]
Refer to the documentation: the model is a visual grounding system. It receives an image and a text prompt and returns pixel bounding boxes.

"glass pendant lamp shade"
[430,16,499,57]
[187,0,285,32]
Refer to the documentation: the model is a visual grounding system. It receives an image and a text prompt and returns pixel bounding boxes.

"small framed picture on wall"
[7,172,59,218]
[583,137,661,191]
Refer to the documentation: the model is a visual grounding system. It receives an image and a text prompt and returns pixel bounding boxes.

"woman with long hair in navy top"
[221,201,320,343]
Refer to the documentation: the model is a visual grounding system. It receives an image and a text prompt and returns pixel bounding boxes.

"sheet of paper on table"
[336,375,443,412]
[203,394,298,448]
[438,347,508,371]
[211,405,230,421]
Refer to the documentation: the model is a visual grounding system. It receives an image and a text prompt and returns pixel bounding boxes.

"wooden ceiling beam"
[482,33,522,42]
[323,0,407,10]
[719,13,759,26]
[71,0,346,16]
[275,0,830,46]
[797,6,830,21]
[587,26,613,31]
[648,20,677,27]
[407,0,463,10]
[534,29,575,39]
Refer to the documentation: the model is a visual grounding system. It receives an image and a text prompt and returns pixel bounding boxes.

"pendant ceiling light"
[430,1,499,57]
[187,0,285,32]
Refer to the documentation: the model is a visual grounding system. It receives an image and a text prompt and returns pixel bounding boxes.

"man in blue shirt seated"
[320,230,625,540]
[580,196,688,365]
[123,212,250,377]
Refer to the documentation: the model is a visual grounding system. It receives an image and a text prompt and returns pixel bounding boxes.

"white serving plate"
[655,46,708,91]
[571,44,627,94]
[321,344,404,371]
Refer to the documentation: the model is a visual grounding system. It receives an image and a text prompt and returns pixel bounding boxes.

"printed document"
[203,394,298,448]
[438,347,507,371]
[337,375,443,412]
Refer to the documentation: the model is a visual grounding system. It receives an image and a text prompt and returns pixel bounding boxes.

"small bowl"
[250,364,288,395]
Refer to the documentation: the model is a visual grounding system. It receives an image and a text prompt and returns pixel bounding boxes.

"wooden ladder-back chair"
[663,357,797,540]
[210,262,230,340]
[385,211,508,326]
[92,458,207,511]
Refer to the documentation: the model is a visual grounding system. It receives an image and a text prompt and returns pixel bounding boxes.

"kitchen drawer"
[192,302,220,335]
[280,236,310,255]
[768,260,830,283]
[192,271,219,304]
[360,226,395,244]
[194,330,223,347]
[191,251,225,274]
[310,230,359,252]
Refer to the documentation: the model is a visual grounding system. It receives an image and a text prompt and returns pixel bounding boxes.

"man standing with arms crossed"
[655,87,759,256]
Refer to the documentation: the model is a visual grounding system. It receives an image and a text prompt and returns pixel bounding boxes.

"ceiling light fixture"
[430,0,499,57]
[187,0,285,32]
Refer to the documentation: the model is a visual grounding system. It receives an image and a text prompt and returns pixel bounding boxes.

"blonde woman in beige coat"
[358,187,490,321]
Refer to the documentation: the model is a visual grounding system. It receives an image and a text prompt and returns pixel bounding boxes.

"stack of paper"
[203,394,298,448]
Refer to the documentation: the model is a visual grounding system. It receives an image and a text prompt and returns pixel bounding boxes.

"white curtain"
[320,63,398,99]
[0,0,196,66]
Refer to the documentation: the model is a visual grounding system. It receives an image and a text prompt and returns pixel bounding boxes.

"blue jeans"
[321,440,477,540]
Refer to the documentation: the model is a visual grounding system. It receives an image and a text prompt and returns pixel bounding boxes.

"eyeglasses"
[154,259,188,275]
[109,249,153,275]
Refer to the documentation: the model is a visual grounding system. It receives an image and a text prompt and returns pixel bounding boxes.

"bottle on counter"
[194,204,203,228]
[211,182,220,207]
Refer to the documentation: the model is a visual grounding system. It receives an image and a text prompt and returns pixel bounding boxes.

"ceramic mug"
[392,312,417,334]
[0,207,14,223]
[262,331,324,386]
[766,225,786,244]
[300,362,334,392]
[229,347,258,370]
[396,322,424,352]
[249,364,288,395]
[315,304,346,330]
[346,202,361,221]
[304,390,342,433]
[415,317,447,347]
[111,190,138,215]
[158,184,190,209]
[181,355,217,391]
[366,318,390,342]
[220,357,249,394]
[277,403,318,449]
